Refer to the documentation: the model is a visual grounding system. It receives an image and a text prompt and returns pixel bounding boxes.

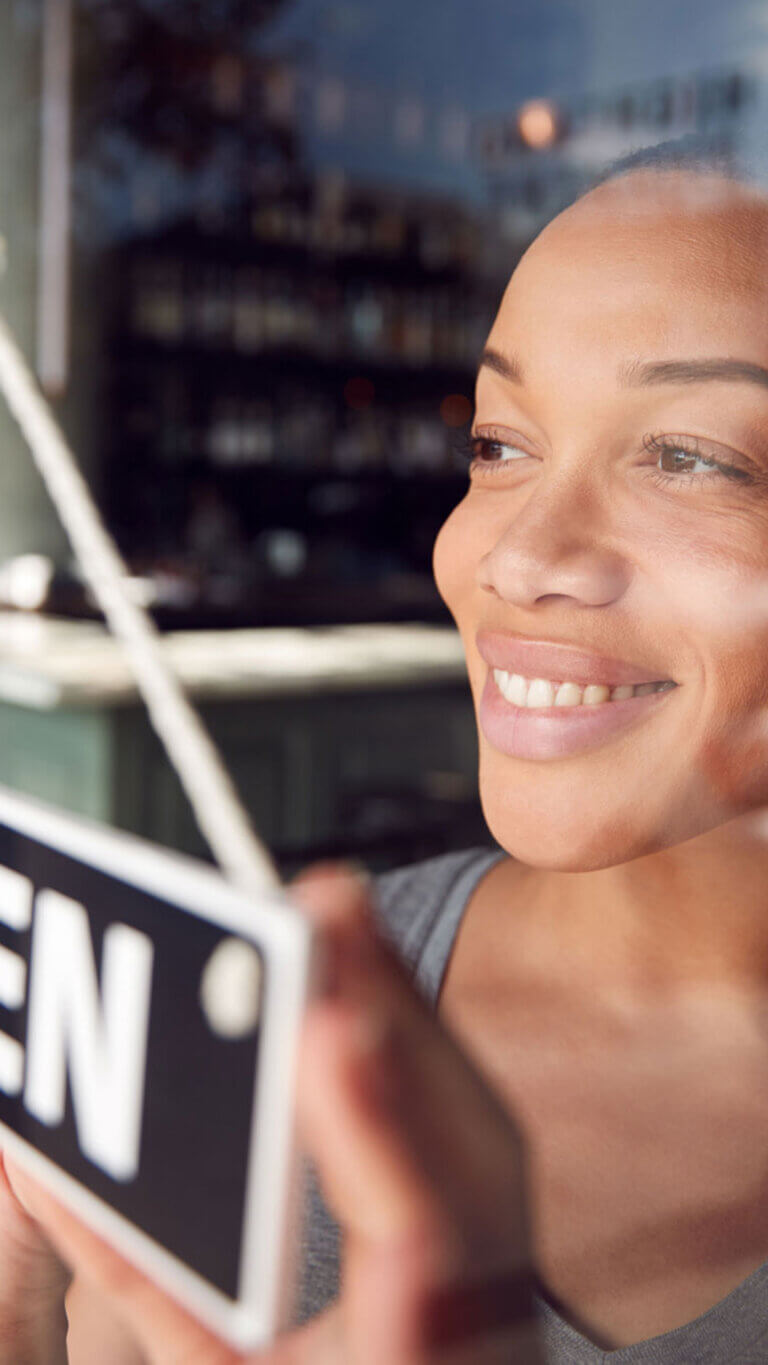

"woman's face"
[433,170,768,870]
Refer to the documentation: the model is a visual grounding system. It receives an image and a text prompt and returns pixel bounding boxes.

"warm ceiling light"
[517,99,560,149]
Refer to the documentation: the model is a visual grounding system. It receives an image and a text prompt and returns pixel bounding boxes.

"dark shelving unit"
[96,169,499,627]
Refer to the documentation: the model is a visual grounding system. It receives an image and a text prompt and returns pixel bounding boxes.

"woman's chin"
[479,789,706,873]
[480,787,744,872]
[486,828,638,873]
[481,806,627,872]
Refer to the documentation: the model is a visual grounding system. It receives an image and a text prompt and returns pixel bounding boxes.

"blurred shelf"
[0,614,467,707]
[111,222,481,287]
[108,337,477,387]
[102,453,470,483]
[40,572,454,632]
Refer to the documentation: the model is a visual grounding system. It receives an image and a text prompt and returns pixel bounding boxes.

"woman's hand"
[6,863,545,1365]
[0,1150,70,1364]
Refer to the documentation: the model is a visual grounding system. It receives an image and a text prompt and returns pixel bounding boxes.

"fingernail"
[292,859,372,891]
[342,860,373,893]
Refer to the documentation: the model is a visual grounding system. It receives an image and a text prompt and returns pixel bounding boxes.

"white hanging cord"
[0,312,282,897]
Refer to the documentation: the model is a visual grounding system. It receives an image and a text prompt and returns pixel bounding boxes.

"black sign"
[0,785,311,1349]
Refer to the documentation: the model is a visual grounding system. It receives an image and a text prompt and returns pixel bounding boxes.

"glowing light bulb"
[517,99,560,150]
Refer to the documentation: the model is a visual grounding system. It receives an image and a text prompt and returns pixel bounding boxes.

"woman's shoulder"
[370,845,508,994]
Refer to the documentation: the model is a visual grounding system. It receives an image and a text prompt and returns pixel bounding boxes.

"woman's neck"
[501,814,768,1010]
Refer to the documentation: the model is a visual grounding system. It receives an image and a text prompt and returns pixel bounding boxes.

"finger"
[343,1237,545,1365]
[5,1158,245,1365]
[0,867,365,1365]
[298,991,535,1280]
[0,1150,71,1290]
[289,867,542,1357]
[7,1157,344,1365]
[0,1150,71,1365]
[288,861,376,947]
[290,865,442,1239]
[291,870,535,1265]
[297,997,442,1246]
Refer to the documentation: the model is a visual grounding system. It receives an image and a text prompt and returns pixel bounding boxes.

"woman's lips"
[475,630,672,688]
[479,669,678,761]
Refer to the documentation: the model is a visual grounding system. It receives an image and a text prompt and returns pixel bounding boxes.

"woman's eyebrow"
[477,347,525,384]
[478,348,768,394]
[620,357,768,391]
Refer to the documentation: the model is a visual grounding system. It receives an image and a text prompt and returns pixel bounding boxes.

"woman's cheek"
[694,640,768,811]
[643,524,768,805]
[668,559,768,645]
[626,496,768,641]
[674,531,768,811]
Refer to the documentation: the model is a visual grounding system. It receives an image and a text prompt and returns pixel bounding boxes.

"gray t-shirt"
[296,846,768,1363]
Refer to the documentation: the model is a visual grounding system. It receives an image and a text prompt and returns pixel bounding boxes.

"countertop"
[0,613,470,709]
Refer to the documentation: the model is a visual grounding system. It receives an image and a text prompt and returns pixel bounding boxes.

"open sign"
[0,784,312,1350]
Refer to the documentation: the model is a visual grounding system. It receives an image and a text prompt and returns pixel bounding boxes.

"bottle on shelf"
[233,268,266,351]
[370,208,407,255]
[207,398,242,465]
[191,263,234,346]
[400,290,434,364]
[310,279,342,358]
[346,284,386,357]
[275,387,335,468]
[332,410,389,472]
[390,408,451,475]
[432,291,456,364]
[130,259,185,341]
[239,401,276,464]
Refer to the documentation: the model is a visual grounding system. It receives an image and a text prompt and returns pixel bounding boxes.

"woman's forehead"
[491,174,768,365]
[516,170,768,288]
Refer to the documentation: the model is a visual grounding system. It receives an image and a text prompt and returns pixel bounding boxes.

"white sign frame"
[0,781,313,1350]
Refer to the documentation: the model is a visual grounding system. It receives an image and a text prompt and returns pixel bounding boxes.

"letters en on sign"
[0,784,312,1350]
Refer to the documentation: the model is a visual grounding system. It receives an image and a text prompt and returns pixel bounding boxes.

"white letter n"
[24,890,154,1181]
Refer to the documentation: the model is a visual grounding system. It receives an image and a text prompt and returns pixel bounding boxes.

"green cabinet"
[0,681,489,876]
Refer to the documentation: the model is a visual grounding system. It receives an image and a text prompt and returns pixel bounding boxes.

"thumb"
[1,1154,71,1289]
[288,860,376,932]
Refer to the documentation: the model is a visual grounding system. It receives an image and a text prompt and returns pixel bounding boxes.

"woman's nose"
[476,481,631,610]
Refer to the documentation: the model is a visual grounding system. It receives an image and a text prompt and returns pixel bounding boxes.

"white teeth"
[527,678,555,708]
[555,681,582,707]
[583,684,610,705]
[507,672,528,706]
[492,669,672,710]
[493,671,514,704]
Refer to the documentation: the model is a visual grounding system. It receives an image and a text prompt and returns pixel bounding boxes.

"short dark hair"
[583,133,750,195]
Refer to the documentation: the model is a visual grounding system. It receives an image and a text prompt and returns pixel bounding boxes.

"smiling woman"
[274,143,768,1365]
[438,143,768,865]
[13,142,768,1365]
[422,142,768,1354]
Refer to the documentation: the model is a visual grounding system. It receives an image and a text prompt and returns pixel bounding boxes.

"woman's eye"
[465,435,531,467]
[656,444,717,475]
[459,431,755,487]
[645,435,752,485]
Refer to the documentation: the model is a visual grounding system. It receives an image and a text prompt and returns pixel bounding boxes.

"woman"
[8,142,768,1363]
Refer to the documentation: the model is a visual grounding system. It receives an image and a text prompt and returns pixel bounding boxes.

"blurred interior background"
[0,0,761,876]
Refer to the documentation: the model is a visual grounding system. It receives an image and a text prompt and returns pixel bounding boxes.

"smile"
[492,669,675,709]
[479,668,679,760]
